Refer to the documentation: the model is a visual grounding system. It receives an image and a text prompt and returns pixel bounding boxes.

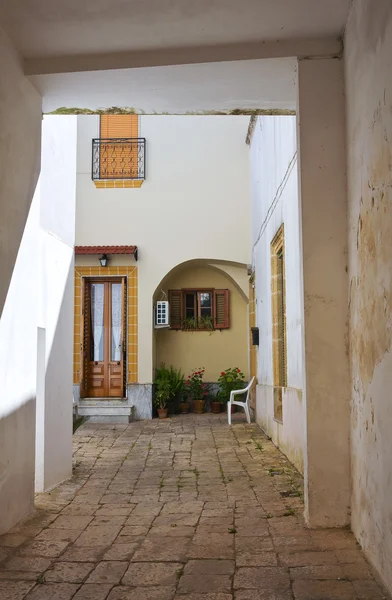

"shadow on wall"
[37,260,74,492]
[0,397,36,535]
[0,178,74,533]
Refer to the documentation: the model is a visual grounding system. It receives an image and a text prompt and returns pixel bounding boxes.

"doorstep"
[78,398,134,423]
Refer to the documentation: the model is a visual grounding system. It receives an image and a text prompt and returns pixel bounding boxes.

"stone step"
[79,398,128,407]
[77,399,134,423]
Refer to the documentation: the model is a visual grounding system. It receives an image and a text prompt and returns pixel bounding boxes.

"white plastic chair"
[228,377,255,425]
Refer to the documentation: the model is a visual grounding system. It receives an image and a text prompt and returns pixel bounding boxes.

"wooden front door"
[81,278,126,398]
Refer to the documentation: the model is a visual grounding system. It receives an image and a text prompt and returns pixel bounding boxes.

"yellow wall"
[73,263,138,385]
[156,266,248,381]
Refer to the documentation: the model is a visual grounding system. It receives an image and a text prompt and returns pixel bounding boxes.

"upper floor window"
[169,289,230,330]
[92,115,145,185]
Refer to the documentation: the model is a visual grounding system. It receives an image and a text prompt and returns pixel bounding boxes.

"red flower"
[237,368,241,373]
[186,381,190,386]
[221,372,225,376]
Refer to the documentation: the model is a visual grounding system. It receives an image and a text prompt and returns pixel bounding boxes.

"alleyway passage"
[0,415,389,600]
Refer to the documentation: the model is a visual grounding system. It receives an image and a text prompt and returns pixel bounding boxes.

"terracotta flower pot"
[179,402,190,414]
[166,400,177,415]
[157,408,168,419]
[193,399,205,414]
[211,401,221,414]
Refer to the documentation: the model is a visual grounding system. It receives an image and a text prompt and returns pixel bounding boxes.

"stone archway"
[152,259,249,385]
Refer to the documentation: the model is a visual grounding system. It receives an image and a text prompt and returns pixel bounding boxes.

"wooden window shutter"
[99,115,139,179]
[214,289,230,329]
[100,115,138,139]
[169,290,183,329]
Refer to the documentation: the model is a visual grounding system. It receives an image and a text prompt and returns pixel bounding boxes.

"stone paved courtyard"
[0,414,389,600]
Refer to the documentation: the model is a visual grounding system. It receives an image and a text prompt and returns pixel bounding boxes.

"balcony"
[92,138,146,181]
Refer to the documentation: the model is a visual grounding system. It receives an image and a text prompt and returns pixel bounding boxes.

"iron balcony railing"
[92,137,146,181]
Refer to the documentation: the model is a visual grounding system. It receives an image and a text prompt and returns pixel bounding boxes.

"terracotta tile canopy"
[75,245,138,260]
[75,245,137,255]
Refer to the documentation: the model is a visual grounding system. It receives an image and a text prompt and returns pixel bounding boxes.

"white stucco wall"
[76,115,251,383]
[0,27,42,315]
[36,116,76,492]
[0,187,39,533]
[297,57,350,528]
[249,115,304,473]
[0,28,42,533]
[345,0,392,592]
[0,114,76,532]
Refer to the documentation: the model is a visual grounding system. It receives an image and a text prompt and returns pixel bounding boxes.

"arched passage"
[152,259,249,383]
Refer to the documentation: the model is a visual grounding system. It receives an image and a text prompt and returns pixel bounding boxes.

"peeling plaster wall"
[250,115,305,473]
[345,0,392,591]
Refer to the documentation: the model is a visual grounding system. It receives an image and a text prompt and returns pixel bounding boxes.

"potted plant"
[167,366,185,415]
[154,364,186,416]
[182,316,197,330]
[186,368,207,414]
[198,315,214,330]
[210,390,221,414]
[179,397,191,414]
[219,395,229,412]
[154,384,170,418]
[182,316,214,330]
[217,367,246,414]
[154,364,171,418]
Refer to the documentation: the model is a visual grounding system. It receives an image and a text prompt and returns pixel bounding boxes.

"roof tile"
[75,245,137,255]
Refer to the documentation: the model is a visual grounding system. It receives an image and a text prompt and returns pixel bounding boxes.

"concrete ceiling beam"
[25,37,341,76]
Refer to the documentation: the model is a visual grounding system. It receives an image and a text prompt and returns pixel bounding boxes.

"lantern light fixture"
[99,254,108,267]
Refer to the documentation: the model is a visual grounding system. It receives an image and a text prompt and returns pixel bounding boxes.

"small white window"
[155,301,169,327]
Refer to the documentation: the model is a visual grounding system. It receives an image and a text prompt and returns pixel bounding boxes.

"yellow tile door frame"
[73,266,138,388]
[271,224,287,423]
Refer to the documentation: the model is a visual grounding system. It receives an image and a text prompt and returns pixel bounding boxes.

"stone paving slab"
[0,413,390,600]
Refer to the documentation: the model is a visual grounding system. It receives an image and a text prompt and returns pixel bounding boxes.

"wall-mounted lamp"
[99,254,108,267]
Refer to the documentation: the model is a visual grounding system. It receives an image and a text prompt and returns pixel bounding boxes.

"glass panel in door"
[108,281,125,397]
[90,283,105,361]
[88,283,106,396]
[111,283,122,361]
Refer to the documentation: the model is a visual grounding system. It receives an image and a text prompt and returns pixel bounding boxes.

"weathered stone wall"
[345,0,392,592]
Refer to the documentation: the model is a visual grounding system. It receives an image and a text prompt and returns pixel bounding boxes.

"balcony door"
[81,278,126,398]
